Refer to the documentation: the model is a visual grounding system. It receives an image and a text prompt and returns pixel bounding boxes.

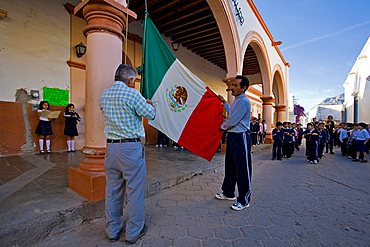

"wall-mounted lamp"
[75,42,87,58]
[171,41,179,51]
[30,90,40,100]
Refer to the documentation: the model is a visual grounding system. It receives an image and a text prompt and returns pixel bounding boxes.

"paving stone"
[240,225,271,240]
[223,214,250,227]
[214,226,242,240]
[203,238,233,247]
[173,237,201,247]
[261,238,294,247]
[156,199,177,208]
[174,215,198,227]
[232,238,263,247]
[266,226,297,240]
[158,225,186,239]
[141,236,172,247]
[187,224,214,239]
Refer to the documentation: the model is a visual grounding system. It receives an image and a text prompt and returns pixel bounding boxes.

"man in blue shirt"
[100,64,155,244]
[215,75,252,211]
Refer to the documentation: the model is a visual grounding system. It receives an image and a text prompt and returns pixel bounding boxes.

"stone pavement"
[0,144,269,246]
[34,147,370,247]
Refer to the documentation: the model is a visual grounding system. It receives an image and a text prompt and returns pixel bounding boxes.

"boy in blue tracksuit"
[272,122,284,160]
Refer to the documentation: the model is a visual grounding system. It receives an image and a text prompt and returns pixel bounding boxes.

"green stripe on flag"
[141,17,176,99]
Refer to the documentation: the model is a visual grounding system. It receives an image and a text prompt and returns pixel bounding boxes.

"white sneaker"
[231,202,250,211]
[313,160,318,164]
[215,193,236,201]
[310,161,313,164]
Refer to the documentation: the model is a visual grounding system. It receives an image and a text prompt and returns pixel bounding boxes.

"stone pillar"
[69,0,136,201]
[223,77,235,105]
[260,96,274,144]
[275,105,287,122]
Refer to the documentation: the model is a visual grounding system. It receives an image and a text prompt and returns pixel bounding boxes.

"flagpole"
[140,0,148,97]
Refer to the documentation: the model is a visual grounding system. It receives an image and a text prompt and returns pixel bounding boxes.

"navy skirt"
[355,140,367,153]
[35,120,53,136]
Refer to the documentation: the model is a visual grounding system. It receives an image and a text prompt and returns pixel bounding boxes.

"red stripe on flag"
[178,87,224,161]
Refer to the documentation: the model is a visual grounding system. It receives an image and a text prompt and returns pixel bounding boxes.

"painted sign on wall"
[230,0,244,26]
[43,87,69,106]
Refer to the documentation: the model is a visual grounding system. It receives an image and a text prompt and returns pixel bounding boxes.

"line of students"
[271,121,303,161]
[337,122,369,163]
[250,117,267,146]
[271,118,369,164]
[35,101,81,154]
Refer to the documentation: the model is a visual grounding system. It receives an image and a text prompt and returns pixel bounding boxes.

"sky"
[253,0,370,111]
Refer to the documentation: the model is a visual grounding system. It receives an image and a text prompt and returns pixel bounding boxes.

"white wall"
[227,0,287,84]
[0,0,75,102]
[343,37,370,123]
[309,105,343,122]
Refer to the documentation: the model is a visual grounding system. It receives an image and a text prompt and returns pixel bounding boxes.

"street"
[35,147,370,247]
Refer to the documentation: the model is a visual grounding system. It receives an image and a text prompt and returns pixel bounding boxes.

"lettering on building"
[231,0,244,26]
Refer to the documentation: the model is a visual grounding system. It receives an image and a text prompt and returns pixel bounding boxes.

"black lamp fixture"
[75,42,87,58]
[171,41,179,51]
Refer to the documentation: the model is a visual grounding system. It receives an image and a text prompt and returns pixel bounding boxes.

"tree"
[294,104,305,123]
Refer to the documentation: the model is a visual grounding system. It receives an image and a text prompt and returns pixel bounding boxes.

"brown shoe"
[125,224,147,245]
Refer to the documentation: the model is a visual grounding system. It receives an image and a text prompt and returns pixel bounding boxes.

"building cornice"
[245,0,290,67]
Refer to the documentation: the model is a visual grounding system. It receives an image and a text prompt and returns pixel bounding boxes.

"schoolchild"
[352,122,369,163]
[290,123,297,154]
[292,123,300,151]
[250,117,259,146]
[305,122,319,164]
[325,115,335,154]
[35,101,53,154]
[339,123,349,156]
[271,122,284,160]
[283,122,294,159]
[347,124,357,160]
[261,120,267,144]
[366,124,370,154]
[317,122,328,159]
[322,126,330,156]
[296,123,303,150]
[257,119,263,145]
[282,122,288,157]
[64,103,81,152]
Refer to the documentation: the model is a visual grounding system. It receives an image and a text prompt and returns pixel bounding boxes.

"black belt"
[107,138,141,143]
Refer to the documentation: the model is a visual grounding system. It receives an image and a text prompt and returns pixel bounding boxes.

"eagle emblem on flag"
[166,85,188,112]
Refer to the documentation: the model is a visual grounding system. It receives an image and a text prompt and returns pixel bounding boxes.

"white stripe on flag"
[149,59,207,142]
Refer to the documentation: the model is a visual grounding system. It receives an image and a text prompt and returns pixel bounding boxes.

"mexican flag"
[141,17,223,161]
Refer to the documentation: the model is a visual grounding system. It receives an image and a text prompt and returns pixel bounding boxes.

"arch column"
[223,77,235,105]
[275,105,287,122]
[69,0,136,201]
[260,96,274,144]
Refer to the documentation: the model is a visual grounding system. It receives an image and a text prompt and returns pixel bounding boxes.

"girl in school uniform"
[64,103,81,152]
[35,101,53,153]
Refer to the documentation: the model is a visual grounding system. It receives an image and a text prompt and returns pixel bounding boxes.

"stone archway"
[241,31,273,143]
[272,64,286,124]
